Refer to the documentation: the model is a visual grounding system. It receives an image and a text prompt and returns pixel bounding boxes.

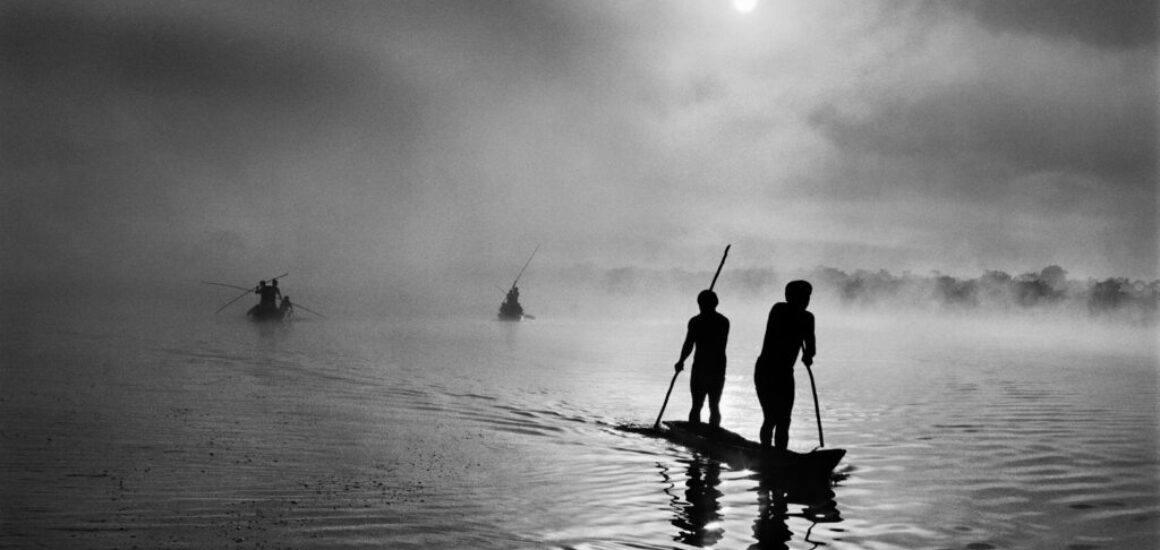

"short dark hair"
[697,289,718,309]
[785,280,812,302]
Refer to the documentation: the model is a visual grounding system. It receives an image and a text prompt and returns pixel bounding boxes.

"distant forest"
[809,266,1158,324]
[586,264,1158,325]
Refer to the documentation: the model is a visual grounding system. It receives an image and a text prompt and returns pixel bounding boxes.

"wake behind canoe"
[655,420,845,476]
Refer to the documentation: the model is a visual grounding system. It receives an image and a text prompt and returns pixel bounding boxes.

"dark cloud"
[0,1,428,284]
[0,3,389,108]
[809,80,1158,186]
[952,0,1159,49]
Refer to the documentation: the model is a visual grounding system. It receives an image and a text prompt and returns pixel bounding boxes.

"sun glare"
[732,0,758,14]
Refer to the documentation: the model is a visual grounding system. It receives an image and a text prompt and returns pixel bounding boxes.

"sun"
[732,0,758,14]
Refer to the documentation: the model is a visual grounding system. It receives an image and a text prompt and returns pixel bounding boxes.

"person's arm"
[675,319,695,372]
[723,317,730,350]
[801,313,816,366]
[756,306,776,365]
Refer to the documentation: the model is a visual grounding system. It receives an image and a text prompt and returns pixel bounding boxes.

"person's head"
[785,280,812,309]
[272,279,279,287]
[259,280,266,287]
[696,289,718,312]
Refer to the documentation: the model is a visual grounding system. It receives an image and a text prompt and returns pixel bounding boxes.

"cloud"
[809,54,1157,188]
[951,0,1159,50]
[0,1,431,283]
[1,0,1155,296]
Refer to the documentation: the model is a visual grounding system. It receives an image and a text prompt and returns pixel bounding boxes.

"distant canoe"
[658,420,845,476]
[246,304,289,322]
[497,245,539,322]
[498,289,525,321]
[497,312,523,321]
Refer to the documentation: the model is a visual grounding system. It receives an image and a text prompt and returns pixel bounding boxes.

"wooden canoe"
[659,420,845,476]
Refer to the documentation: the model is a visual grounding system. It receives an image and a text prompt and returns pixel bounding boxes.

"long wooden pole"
[202,281,252,292]
[654,245,731,430]
[292,302,328,320]
[709,244,730,291]
[805,363,825,448]
[653,371,681,429]
[509,244,540,290]
[214,273,289,314]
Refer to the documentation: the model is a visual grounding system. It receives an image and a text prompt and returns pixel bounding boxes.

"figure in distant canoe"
[257,280,281,311]
[675,290,730,427]
[754,280,816,451]
[499,286,523,319]
[249,280,283,318]
[279,295,295,320]
[498,245,538,321]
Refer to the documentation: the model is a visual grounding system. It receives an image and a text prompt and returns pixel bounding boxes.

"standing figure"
[498,286,523,320]
[279,295,294,320]
[675,290,730,427]
[256,280,280,315]
[754,280,816,451]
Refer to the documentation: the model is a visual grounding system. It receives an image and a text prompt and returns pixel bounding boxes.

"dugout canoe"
[246,303,290,322]
[659,420,845,476]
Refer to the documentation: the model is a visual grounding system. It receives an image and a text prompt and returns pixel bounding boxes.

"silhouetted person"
[675,290,730,426]
[256,280,280,315]
[499,286,523,319]
[279,296,294,320]
[755,280,815,451]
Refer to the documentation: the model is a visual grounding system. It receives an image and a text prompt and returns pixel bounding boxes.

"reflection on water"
[752,475,843,550]
[665,456,725,546]
[660,452,844,549]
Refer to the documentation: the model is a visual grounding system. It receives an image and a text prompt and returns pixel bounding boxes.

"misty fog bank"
[4,262,1156,339]
[3,269,1153,369]
[536,263,1160,327]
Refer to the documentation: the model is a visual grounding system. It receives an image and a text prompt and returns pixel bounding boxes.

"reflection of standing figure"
[749,487,792,550]
[751,479,841,550]
[672,457,724,547]
[279,296,294,320]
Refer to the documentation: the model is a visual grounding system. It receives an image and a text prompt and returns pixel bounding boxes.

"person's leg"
[689,371,706,424]
[756,374,775,447]
[773,375,795,451]
[707,372,725,427]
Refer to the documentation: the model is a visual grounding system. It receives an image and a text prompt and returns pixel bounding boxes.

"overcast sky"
[2,0,1156,294]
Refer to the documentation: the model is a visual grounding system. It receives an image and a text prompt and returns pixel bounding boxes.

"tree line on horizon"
[810,265,1158,324]
[586,264,1158,324]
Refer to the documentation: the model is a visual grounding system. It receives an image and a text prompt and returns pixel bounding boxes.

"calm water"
[2,295,1157,549]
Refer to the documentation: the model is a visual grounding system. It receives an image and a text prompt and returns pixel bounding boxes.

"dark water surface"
[2,297,1157,549]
